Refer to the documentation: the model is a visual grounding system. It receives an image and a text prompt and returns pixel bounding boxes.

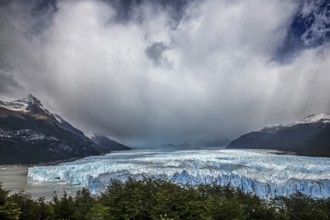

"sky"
[1,0,330,147]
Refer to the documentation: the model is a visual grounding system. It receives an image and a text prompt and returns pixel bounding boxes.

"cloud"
[145,42,171,67]
[0,66,24,96]
[0,0,330,146]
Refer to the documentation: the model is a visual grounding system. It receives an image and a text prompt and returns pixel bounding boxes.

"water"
[0,165,81,200]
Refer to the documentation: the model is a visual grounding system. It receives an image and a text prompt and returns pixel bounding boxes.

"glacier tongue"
[28,149,330,199]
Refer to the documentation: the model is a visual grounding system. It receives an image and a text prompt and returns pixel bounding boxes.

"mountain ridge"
[227,113,330,157]
[0,94,129,164]
[91,135,131,153]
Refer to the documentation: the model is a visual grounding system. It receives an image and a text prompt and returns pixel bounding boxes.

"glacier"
[28,149,330,199]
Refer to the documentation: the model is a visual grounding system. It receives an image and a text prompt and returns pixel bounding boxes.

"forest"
[1,178,329,220]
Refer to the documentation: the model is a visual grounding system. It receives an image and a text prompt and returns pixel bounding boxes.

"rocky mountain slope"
[0,95,128,164]
[91,135,130,152]
[227,114,330,157]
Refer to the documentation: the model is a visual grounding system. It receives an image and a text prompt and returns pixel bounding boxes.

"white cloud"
[1,0,329,146]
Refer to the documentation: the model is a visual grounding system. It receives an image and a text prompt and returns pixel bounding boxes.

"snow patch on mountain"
[0,128,60,142]
[259,113,330,132]
[0,100,29,113]
[0,94,42,113]
[53,114,63,124]
[294,113,330,124]
[28,149,330,199]
[0,94,86,138]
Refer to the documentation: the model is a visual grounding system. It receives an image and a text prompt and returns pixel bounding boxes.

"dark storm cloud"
[145,42,170,67]
[1,0,330,147]
[104,0,192,25]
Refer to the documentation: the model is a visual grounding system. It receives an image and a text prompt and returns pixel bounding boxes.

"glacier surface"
[28,149,330,199]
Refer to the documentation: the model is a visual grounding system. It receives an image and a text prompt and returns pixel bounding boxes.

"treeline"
[1,179,330,220]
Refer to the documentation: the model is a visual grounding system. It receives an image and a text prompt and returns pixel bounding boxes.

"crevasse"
[28,149,330,199]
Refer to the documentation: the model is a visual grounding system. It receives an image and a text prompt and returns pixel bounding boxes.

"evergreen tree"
[51,192,75,219]
[0,184,21,220]
[73,188,96,220]
[1,179,330,219]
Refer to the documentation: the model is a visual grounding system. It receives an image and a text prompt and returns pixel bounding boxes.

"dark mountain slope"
[91,135,130,153]
[227,114,330,157]
[0,95,101,164]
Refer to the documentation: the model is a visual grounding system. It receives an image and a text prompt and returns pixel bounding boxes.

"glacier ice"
[28,149,330,199]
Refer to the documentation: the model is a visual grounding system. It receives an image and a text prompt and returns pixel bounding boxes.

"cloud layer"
[1,0,330,146]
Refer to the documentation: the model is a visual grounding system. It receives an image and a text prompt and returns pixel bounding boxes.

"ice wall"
[28,149,330,198]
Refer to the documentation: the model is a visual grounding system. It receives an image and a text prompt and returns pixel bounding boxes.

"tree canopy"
[0,179,329,220]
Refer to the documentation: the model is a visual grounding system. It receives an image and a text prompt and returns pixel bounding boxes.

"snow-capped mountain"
[28,149,330,199]
[227,114,330,157]
[0,94,88,138]
[0,94,43,113]
[272,113,330,128]
[0,94,128,164]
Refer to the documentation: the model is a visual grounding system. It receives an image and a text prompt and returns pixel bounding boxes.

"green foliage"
[72,188,96,220]
[0,184,21,220]
[274,192,329,220]
[51,192,75,219]
[10,190,55,219]
[86,203,111,220]
[1,180,330,220]
[36,197,54,220]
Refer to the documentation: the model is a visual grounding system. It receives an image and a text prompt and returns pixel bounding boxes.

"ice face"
[28,149,330,198]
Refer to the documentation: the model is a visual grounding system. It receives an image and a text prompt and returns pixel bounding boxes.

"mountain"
[227,114,330,157]
[91,135,130,153]
[0,94,101,164]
